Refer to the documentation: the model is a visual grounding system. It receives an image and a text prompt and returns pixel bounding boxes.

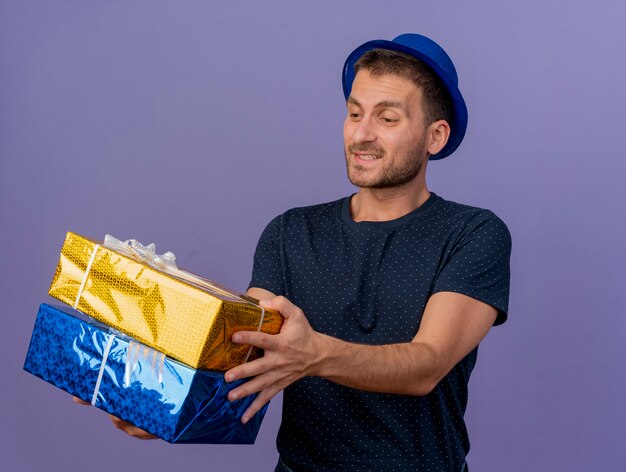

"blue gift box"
[23,303,267,444]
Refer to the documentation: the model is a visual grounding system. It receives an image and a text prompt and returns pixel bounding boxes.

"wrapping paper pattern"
[48,232,282,370]
[24,304,267,444]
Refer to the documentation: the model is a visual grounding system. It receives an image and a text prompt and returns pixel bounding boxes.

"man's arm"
[226,290,497,423]
[318,291,497,394]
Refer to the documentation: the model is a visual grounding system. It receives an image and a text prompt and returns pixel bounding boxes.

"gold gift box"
[48,232,282,370]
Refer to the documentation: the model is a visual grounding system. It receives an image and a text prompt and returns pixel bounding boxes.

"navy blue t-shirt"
[249,192,511,472]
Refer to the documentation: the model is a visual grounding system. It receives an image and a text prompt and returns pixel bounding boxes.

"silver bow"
[104,234,177,271]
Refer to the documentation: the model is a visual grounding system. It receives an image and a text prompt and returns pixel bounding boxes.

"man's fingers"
[241,385,281,424]
[72,396,90,405]
[73,398,156,439]
[109,415,125,428]
[227,371,274,402]
[260,296,300,319]
[225,357,270,383]
[109,415,157,440]
[231,330,278,350]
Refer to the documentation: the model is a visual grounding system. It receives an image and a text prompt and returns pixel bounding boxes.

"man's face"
[343,70,429,189]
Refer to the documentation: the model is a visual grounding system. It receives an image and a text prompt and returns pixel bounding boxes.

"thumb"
[260,296,298,319]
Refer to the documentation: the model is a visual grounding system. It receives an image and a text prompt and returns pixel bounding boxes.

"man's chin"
[346,170,374,188]
[347,175,389,189]
[347,170,421,190]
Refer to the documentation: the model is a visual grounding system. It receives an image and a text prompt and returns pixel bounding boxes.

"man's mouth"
[355,154,381,160]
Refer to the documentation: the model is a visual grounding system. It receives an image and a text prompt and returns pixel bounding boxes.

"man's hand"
[71,396,157,440]
[225,296,325,424]
[109,415,157,440]
[72,396,90,405]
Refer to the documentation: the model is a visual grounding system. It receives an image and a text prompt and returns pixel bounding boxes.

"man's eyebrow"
[347,96,405,111]
[377,100,405,110]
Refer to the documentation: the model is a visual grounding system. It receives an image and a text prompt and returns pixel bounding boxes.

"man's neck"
[350,182,431,223]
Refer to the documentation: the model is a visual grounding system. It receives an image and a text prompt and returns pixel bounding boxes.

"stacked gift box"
[24,232,282,443]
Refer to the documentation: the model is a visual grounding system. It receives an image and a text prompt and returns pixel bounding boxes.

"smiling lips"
[353,152,382,163]
[355,153,381,160]
[349,144,384,162]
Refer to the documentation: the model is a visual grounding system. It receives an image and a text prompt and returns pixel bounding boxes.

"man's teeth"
[358,154,380,160]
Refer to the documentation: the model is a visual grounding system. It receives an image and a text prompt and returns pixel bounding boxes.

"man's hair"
[353,49,453,127]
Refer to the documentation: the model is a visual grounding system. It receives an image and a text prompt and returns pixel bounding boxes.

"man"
[113,34,511,471]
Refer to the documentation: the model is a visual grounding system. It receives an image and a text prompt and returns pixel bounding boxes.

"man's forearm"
[226,293,496,420]
[312,333,445,396]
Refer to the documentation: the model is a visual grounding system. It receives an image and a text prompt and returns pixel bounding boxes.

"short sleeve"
[432,210,512,325]
[248,215,286,296]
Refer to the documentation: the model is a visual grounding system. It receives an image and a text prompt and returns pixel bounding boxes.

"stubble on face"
[344,133,428,189]
[343,71,430,190]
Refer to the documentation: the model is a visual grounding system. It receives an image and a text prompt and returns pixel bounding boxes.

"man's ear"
[427,120,451,156]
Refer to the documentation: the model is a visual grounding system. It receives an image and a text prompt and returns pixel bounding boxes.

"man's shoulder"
[271,197,347,225]
[434,194,508,228]
[432,194,511,244]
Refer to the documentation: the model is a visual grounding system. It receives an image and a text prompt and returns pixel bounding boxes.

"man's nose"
[351,116,377,143]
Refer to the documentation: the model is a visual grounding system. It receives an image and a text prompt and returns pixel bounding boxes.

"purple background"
[2,1,625,471]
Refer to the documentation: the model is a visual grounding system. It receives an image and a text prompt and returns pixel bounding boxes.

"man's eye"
[380,117,398,124]
[349,113,361,119]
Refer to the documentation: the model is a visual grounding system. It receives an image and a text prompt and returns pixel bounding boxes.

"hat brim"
[342,39,468,160]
